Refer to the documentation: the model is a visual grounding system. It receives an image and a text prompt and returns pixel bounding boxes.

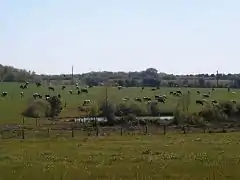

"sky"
[0,0,240,75]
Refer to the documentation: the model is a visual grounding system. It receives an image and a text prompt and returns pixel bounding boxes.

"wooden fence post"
[47,128,50,137]
[22,128,25,139]
[145,125,148,134]
[120,127,123,136]
[163,125,166,135]
[22,117,25,125]
[71,128,74,138]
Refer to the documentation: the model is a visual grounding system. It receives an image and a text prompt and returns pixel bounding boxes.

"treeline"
[1,64,240,88]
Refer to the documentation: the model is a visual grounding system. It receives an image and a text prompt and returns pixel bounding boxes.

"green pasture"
[0,133,240,179]
[0,82,239,124]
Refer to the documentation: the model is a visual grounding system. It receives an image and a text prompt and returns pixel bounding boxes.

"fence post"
[35,118,38,127]
[71,128,74,138]
[22,128,25,139]
[145,125,148,134]
[163,125,166,135]
[120,127,123,136]
[47,128,50,137]
[22,117,25,125]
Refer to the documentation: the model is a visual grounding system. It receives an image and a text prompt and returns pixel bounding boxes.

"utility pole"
[71,65,74,85]
[216,70,219,88]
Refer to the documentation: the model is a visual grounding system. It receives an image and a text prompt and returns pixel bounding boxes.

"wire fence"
[0,120,238,140]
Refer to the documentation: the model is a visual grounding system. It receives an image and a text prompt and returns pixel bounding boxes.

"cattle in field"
[20,92,24,98]
[1,92,7,97]
[49,86,54,91]
[196,100,204,105]
[202,94,210,98]
[118,86,122,90]
[77,90,81,95]
[83,100,91,106]
[36,82,41,87]
[135,98,142,102]
[143,97,151,101]
[122,97,129,101]
[33,93,41,99]
[69,90,73,94]
[62,85,66,90]
[212,100,218,104]
[231,100,236,104]
[81,88,88,93]
[58,94,61,98]
[157,97,165,103]
[45,94,50,100]
[197,91,200,95]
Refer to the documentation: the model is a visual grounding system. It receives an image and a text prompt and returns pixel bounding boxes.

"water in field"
[74,116,174,122]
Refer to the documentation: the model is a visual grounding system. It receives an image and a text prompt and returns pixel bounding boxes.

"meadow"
[0,82,240,124]
[0,133,240,179]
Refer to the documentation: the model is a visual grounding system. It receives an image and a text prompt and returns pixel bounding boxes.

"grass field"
[0,82,240,124]
[0,133,240,179]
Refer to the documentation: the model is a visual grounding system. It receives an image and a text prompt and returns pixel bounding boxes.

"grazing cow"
[83,100,91,106]
[197,91,200,95]
[212,88,215,91]
[176,90,182,95]
[232,92,236,95]
[231,100,236,104]
[202,94,210,98]
[20,83,28,89]
[151,88,156,91]
[20,92,24,98]
[157,97,165,103]
[69,90,73,94]
[1,92,7,97]
[170,91,174,95]
[58,94,61,98]
[33,93,41,99]
[212,100,218,104]
[36,82,41,87]
[118,86,122,90]
[61,85,66,90]
[122,97,129,101]
[142,87,144,90]
[155,95,160,99]
[143,97,151,101]
[77,90,81,95]
[48,87,55,91]
[81,88,88,93]
[135,98,142,102]
[45,94,50,99]
[196,100,204,105]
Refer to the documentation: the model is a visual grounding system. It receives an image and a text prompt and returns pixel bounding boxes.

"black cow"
[196,100,204,105]
[48,87,55,91]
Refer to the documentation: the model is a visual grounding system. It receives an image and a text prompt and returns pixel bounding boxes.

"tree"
[47,96,62,118]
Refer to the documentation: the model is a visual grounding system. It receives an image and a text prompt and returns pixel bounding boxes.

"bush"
[22,99,51,118]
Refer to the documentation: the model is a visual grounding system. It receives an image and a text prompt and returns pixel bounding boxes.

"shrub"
[22,99,51,118]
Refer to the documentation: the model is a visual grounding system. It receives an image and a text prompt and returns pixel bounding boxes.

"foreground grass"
[0,133,240,179]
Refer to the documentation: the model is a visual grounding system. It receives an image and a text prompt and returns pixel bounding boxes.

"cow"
[157,97,165,103]
[196,100,204,105]
[135,98,142,102]
[48,87,55,91]
[212,100,218,104]
[83,100,91,106]
[231,100,236,104]
[20,92,24,98]
[81,88,88,93]
[143,97,151,101]
[77,90,81,95]
[45,94,50,100]
[197,91,200,95]
[33,93,41,99]
[122,97,129,101]
[58,94,61,98]
[202,94,210,98]
[36,82,41,87]
[69,90,73,94]
[61,85,66,90]
[118,86,123,90]
[1,92,7,97]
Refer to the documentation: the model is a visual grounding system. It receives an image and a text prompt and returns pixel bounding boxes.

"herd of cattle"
[0,82,238,106]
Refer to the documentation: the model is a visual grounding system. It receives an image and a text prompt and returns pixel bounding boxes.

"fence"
[1,122,237,140]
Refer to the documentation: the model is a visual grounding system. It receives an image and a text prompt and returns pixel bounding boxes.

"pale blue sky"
[0,0,240,75]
